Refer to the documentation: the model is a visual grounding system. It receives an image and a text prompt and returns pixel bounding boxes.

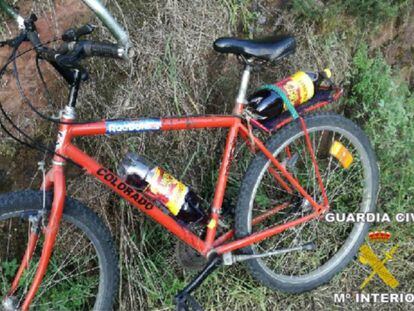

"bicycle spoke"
[247,123,371,277]
[0,212,101,310]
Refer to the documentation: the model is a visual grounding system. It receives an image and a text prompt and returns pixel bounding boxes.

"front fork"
[4,164,66,311]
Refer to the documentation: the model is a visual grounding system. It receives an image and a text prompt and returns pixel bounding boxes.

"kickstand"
[175,255,222,311]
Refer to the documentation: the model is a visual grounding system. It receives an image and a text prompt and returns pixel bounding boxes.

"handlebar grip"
[83,41,124,59]
[62,24,95,42]
[38,41,125,68]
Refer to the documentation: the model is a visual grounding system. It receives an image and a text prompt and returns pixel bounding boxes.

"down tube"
[63,144,208,255]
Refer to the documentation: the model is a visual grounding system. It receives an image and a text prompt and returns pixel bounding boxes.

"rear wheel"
[0,190,118,310]
[235,113,379,293]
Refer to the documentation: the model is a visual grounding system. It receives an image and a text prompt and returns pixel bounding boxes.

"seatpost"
[234,63,252,114]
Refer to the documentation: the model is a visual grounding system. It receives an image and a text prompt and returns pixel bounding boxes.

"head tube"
[0,0,25,29]
[81,0,131,52]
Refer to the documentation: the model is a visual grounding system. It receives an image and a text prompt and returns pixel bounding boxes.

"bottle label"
[277,71,315,106]
[148,167,188,216]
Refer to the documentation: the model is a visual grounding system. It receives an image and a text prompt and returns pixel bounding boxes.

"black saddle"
[213,35,296,62]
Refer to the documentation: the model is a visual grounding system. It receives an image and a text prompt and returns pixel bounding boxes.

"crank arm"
[222,241,316,265]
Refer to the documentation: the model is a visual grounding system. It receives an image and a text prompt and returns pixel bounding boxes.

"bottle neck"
[305,71,319,82]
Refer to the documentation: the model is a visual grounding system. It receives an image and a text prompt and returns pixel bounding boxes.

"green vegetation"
[0,141,16,158]
[1,256,97,310]
[292,0,408,27]
[1,259,18,283]
[348,44,414,227]
[222,0,258,36]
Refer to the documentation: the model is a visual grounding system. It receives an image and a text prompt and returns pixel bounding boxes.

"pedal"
[174,256,221,311]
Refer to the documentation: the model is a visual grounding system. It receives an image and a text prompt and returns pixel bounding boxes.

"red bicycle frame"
[9,65,330,310]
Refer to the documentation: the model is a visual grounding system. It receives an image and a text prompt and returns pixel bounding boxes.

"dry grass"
[1,0,413,310]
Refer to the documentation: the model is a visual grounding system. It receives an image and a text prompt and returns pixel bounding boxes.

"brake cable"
[1,30,128,164]
[0,39,80,166]
[13,38,124,126]
[0,55,51,154]
[1,31,97,125]
[10,37,91,125]
[35,56,54,109]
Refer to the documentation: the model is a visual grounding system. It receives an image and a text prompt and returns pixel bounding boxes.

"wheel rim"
[247,125,374,282]
[0,210,103,310]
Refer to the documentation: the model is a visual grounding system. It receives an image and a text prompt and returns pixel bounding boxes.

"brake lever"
[62,24,96,42]
[55,42,83,67]
[52,44,89,82]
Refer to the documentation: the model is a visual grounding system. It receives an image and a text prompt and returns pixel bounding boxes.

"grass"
[222,0,258,37]
[0,0,414,310]
[1,253,97,310]
[347,44,414,233]
[291,0,409,28]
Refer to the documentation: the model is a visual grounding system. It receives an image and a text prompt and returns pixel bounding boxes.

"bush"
[291,0,408,27]
[348,44,414,226]
[343,0,403,25]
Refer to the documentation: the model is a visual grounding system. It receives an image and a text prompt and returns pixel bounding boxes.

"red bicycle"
[0,2,379,310]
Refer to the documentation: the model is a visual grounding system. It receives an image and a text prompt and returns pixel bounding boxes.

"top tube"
[0,0,130,50]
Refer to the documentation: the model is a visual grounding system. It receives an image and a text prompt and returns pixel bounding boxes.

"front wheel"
[235,112,379,293]
[0,191,118,310]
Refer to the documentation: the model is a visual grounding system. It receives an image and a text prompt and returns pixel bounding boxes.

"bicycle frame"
[7,63,330,310]
[48,114,326,254]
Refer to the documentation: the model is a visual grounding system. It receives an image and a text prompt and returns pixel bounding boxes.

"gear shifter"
[62,23,96,42]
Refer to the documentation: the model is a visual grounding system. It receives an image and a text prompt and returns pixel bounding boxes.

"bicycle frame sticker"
[105,118,162,134]
[96,167,155,210]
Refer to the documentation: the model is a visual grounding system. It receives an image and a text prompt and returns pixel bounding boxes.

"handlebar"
[83,41,124,58]
[0,0,131,52]
[38,40,125,65]
[1,3,130,84]
[5,12,125,71]
[17,14,126,68]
